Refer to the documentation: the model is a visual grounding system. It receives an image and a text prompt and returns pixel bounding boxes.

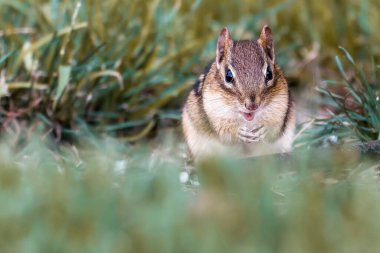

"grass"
[1,0,380,141]
[1,1,380,252]
[0,134,379,253]
[297,47,380,147]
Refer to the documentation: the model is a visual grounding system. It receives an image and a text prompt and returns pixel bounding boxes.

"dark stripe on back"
[280,89,292,135]
[193,63,213,97]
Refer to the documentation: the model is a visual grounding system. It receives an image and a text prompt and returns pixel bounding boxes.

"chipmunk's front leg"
[238,125,268,143]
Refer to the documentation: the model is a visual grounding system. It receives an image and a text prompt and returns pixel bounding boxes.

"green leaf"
[0,51,13,67]
[335,56,348,80]
[54,65,71,110]
[339,47,355,65]
[334,54,362,104]
[105,119,151,132]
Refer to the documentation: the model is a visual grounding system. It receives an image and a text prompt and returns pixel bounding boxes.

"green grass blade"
[54,65,71,110]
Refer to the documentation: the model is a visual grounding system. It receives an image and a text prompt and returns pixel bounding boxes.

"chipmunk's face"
[215,26,276,122]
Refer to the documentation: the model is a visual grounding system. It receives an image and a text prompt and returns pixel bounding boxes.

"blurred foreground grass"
[0,134,379,253]
[1,0,380,140]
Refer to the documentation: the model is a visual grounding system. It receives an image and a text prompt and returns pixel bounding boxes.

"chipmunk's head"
[215,26,277,121]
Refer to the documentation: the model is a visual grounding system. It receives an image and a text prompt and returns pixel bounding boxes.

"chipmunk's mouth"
[240,111,255,121]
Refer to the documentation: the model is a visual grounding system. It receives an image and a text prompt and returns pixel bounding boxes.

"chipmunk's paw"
[238,125,267,143]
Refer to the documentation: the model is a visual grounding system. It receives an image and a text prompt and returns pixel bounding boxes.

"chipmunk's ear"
[216,27,233,69]
[258,25,275,63]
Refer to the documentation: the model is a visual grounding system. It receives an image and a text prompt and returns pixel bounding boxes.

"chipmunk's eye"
[225,68,234,83]
[265,66,273,82]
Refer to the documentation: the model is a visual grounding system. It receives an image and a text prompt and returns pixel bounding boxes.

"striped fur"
[182,27,296,161]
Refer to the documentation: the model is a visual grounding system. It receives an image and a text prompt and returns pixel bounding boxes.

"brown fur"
[182,26,296,161]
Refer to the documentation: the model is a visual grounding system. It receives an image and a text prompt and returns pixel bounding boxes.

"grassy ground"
[0,135,380,252]
[0,0,380,252]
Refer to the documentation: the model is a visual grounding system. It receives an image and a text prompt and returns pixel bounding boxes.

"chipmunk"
[182,26,296,161]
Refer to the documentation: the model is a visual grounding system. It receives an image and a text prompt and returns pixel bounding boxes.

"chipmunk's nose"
[244,98,258,111]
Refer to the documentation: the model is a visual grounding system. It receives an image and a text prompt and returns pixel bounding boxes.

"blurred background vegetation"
[0,0,380,252]
[0,0,379,142]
